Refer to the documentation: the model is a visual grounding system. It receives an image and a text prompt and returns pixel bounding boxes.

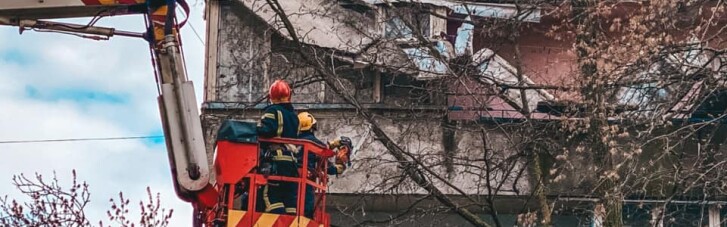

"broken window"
[616,45,707,112]
[384,7,430,39]
[618,82,670,107]
[403,47,449,78]
[616,71,678,117]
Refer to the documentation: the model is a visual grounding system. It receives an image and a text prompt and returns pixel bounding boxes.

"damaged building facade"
[200,0,727,226]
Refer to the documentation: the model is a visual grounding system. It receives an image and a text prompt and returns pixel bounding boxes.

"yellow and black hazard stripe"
[227,210,324,227]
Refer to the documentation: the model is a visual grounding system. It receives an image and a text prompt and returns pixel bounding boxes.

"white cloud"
[0,2,208,226]
[0,95,193,226]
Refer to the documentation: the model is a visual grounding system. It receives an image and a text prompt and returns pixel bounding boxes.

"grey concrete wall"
[213,2,270,103]
[202,110,532,195]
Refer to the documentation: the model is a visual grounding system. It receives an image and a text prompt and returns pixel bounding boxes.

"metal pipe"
[113,29,145,38]
[0,17,144,39]
[18,19,115,36]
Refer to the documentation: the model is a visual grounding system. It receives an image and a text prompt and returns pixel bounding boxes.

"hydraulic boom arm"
[0,0,210,199]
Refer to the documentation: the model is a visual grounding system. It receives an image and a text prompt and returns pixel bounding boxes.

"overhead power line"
[187,20,205,46]
[179,7,204,46]
[0,136,164,144]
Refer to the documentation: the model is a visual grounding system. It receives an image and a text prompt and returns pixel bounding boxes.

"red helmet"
[269,80,291,103]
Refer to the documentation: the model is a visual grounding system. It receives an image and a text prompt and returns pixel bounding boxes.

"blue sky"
[0,2,206,226]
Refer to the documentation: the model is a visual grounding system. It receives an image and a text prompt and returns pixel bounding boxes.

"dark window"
[382,74,441,106]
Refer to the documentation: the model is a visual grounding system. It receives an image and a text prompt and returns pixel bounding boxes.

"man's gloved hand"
[328,139,340,148]
[334,163,346,175]
[329,136,352,148]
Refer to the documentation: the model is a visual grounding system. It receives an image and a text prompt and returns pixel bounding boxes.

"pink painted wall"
[447,5,726,121]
